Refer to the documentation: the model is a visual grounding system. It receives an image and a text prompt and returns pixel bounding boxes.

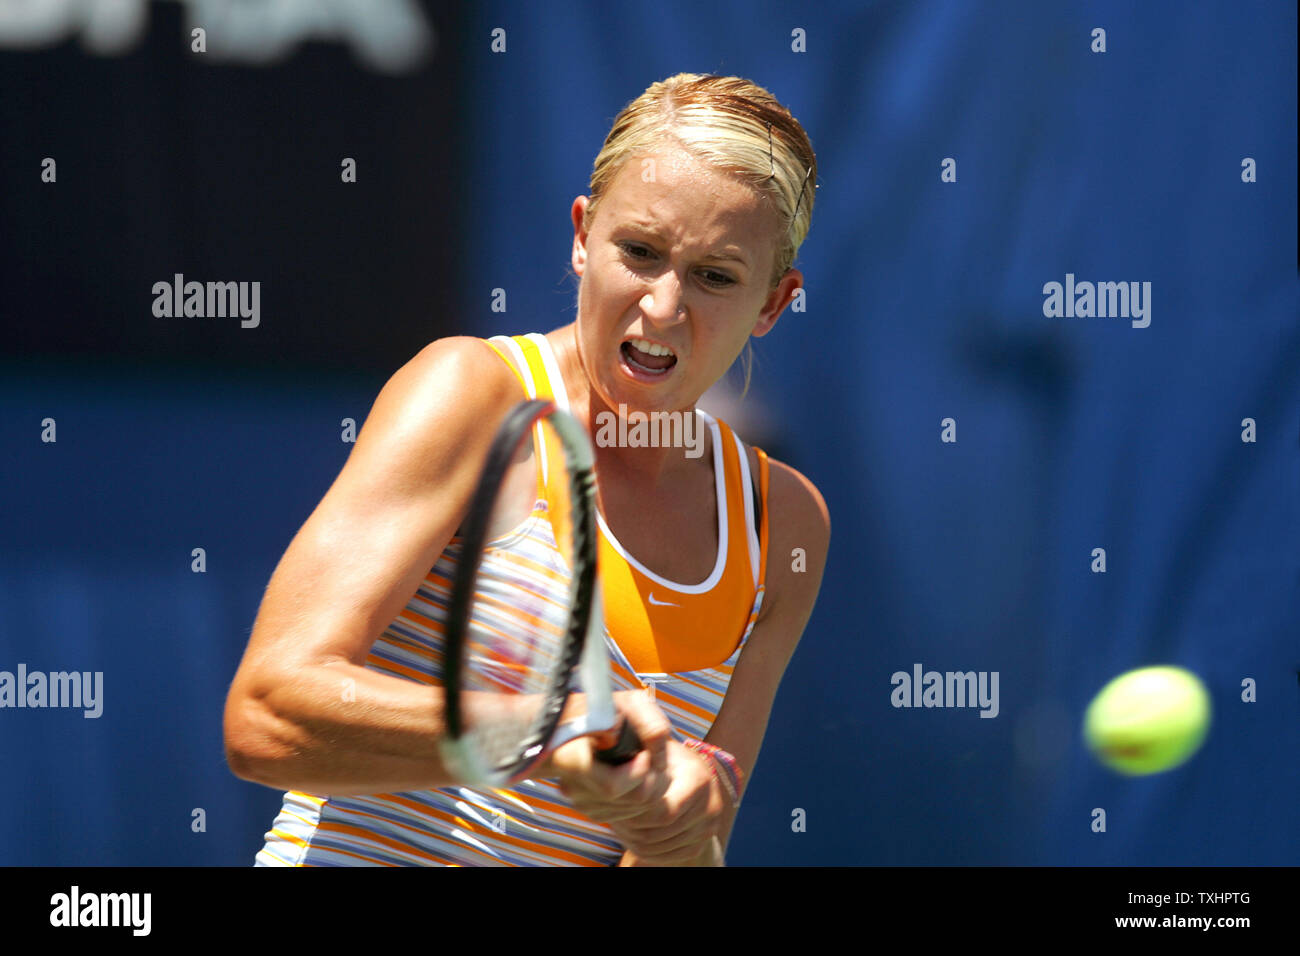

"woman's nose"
[639,275,687,325]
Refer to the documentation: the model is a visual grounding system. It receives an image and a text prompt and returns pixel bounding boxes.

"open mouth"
[620,338,678,378]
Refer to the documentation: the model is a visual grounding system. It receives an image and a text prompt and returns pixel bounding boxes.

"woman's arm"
[223,336,527,794]
[705,455,831,855]
[617,455,831,865]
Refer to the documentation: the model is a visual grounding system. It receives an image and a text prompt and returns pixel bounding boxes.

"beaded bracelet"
[682,737,744,809]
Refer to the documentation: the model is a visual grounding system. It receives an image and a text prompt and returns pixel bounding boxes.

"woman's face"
[570,143,802,416]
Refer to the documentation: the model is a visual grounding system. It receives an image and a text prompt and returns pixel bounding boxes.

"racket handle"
[593,720,642,765]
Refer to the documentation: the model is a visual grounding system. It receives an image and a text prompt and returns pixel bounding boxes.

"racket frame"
[439,399,615,786]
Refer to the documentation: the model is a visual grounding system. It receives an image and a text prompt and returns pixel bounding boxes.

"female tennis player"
[224,73,829,866]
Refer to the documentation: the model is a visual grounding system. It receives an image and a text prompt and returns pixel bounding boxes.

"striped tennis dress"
[255,333,770,866]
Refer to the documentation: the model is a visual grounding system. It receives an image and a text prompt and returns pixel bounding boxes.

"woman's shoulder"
[405,334,522,399]
[406,334,519,383]
[367,336,522,443]
[765,455,830,550]
[737,443,829,539]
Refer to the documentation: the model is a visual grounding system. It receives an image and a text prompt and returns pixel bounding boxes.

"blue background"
[0,1,1295,865]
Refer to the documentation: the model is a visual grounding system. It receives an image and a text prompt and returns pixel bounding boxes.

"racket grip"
[593,720,642,765]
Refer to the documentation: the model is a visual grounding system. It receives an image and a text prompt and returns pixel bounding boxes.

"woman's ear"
[571,196,590,276]
[753,268,803,338]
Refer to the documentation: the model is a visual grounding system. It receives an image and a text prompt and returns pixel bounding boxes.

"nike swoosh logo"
[647,593,680,607]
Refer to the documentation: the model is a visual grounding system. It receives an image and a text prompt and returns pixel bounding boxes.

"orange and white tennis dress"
[255,332,770,866]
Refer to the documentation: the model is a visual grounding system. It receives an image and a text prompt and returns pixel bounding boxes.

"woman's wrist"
[681,737,743,809]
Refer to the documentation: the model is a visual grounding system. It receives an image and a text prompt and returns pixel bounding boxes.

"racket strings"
[442,404,602,783]
[458,483,576,769]
[477,496,547,552]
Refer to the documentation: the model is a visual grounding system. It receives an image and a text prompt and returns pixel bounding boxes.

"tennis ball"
[1083,666,1211,775]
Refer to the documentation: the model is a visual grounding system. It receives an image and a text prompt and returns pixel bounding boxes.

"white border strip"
[529,333,571,411]
[597,410,726,594]
[492,335,549,486]
[533,333,728,594]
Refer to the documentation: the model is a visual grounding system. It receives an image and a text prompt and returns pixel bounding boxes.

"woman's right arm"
[223,336,525,795]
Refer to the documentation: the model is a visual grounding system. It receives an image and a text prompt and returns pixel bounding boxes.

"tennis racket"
[438,398,641,787]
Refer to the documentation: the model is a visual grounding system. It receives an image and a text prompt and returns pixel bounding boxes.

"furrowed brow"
[618,222,750,267]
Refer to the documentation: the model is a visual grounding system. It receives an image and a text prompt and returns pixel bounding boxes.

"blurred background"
[0,0,1295,865]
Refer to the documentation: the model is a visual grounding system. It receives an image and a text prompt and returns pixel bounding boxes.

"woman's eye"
[618,242,733,287]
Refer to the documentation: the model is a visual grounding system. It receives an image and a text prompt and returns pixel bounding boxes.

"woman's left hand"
[599,739,726,865]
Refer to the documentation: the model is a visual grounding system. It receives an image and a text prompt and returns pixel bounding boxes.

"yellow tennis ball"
[1083,666,1211,775]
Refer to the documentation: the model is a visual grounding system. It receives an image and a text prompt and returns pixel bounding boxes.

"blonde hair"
[586,74,816,290]
[583,73,818,391]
